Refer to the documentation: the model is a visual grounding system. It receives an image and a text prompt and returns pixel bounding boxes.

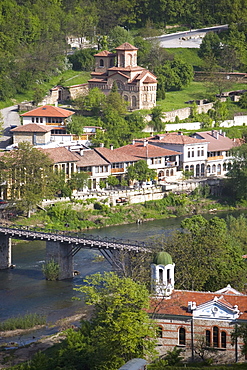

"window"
[213,326,219,347]
[201,163,205,176]
[221,331,226,348]
[206,330,211,347]
[110,58,114,67]
[188,149,190,158]
[99,59,104,67]
[201,148,204,156]
[36,117,39,123]
[132,96,137,107]
[223,163,227,171]
[166,169,169,176]
[191,148,194,157]
[170,169,174,176]
[179,327,186,345]
[159,268,163,283]
[212,164,216,173]
[197,149,200,157]
[207,165,211,174]
[40,117,43,123]
[32,117,35,123]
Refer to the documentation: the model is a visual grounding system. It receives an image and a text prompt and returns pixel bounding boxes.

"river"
[0,210,246,327]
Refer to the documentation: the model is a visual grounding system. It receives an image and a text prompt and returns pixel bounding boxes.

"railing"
[207,156,224,161]
[111,168,124,174]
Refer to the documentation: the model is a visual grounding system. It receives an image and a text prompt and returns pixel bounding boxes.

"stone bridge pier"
[46,241,74,279]
[0,235,11,269]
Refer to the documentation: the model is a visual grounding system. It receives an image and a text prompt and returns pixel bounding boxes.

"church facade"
[150,252,247,364]
[88,43,157,110]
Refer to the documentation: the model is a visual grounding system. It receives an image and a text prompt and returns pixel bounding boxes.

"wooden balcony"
[207,155,223,161]
[111,168,124,174]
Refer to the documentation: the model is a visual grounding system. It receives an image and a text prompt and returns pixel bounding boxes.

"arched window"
[170,169,174,176]
[157,326,163,338]
[110,58,114,67]
[128,53,133,66]
[196,164,200,177]
[185,165,189,172]
[116,81,124,90]
[223,162,227,171]
[158,171,164,179]
[190,165,194,176]
[221,331,226,348]
[201,163,205,176]
[123,95,128,102]
[120,54,124,67]
[179,327,186,345]
[217,164,221,174]
[213,326,219,347]
[212,164,216,173]
[207,165,211,174]
[132,96,137,107]
[166,169,169,177]
[99,59,104,67]
[206,330,211,346]
[159,268,163,283]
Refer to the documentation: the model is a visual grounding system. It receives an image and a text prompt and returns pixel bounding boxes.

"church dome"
[153,251,172,266]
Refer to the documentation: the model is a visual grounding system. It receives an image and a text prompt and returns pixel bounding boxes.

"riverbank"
[0,313,85,369]
[12,191,243,232]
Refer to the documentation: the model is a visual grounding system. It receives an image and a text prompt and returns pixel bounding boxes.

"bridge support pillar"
[46,241,73,280]
[0,235,11,269]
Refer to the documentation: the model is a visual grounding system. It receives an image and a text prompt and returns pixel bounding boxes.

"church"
[88,42,157,110]
[150,251,247,364]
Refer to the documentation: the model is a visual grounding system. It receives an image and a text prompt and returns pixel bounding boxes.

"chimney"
[100,143,104,147]
[80,149,84,156]
[188,301,196,312]
[143,140,147,147]
[55,101,58,107]
[110,144,113,150]
[178,131,183,136]
[132,139,135,145]
[223,131,226,137]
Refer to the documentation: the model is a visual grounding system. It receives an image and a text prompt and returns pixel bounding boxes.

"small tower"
[151,251,175,298]
[115,42,138,68]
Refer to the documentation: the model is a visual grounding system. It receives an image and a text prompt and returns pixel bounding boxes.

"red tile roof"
[21,105,75,118]
[149,290,247,320]
[10,124,52,133]
[115,43,138,50]
[193,131,241,151]
[149,133,207,145]
[115,141,181,159]
[94,50,116,57]
[143,76,157,83]
[95,147,138,163]
[75,149,109,167]
[42,147,79,164]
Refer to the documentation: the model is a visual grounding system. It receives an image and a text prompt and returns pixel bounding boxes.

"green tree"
[198,32,221,61]
[74,88,106,116]
[107,175,119,188]
[226,143,247,201]
[231,323,247,356]
[68,172,89,191]
[108,26,134,50]
[208,99,229,125]
[0,142,55,217]
[127,160,156,183]
[74,272,157,370]
[150,106,166,132]
[66,115,85,136]
[239,92,247,109]
[166,215,247,291]
[68,48,95,71]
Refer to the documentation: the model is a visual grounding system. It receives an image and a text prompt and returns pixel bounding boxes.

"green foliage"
[107,175,119,188]
[198,32,221,62]
[150,106,166,132]
[74,272,157,369]
[108,26,134,51]
[208,100,229,125]
[231,323,247,356]
[127,160,156,182]
[66,114,85,136]
[68,48,95,71]
[68,171,89,191]
[73,87,106,116]
[42,259,60,280]
[0,313,46,331]
[239,92,247,109]
[162,347,184,366]
[226,143,247,201]
[166,215,247,291]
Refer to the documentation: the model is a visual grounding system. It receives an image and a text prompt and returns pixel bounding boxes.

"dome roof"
[153,251,172,266]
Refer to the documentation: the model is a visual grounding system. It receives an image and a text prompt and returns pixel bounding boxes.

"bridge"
[0,223,151,279]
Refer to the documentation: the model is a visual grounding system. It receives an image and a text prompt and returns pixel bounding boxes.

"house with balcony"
[21,105,75,135]
[111,140,181,182]
[42,147,79,180]
[148,132,208,178]
[191,130,241,177]
[88,43,157,110]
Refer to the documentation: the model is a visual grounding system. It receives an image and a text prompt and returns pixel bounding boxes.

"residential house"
[11,124,52,146]
[150,252,247,364]
[191,130,241,177]
[42,147,79,179]
[110,140,181,182]
[148,133,208,178]
[88,43,157,110]
[21,105,75,135]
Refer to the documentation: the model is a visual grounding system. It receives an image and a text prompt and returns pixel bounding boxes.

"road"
[0,105,20,149]
[157,24,228,48]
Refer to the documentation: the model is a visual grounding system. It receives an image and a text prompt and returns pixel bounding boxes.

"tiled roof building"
[89,43,157,110]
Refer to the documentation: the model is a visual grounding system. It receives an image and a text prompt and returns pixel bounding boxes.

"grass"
[166,48,204,70]
[0,313,46,331]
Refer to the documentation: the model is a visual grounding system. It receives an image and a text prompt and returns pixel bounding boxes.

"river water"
[0,210,246,327]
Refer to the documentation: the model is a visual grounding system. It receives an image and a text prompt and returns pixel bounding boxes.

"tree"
[208,99,229,125]
[150,106,166,132]
[108,26,134,51]
[68,172,89,191]
[226,143,247,201]
[166,215,247,291]
[127,160,156,183]
[239,92,247,109]
[107,175,119,188]
[0,142,56,217]
[231,323,247,356]
[73,87,106,116]
[198,32,221,61]
[74,272,157,370]
[68,48,95,71]
[66,115,85,136]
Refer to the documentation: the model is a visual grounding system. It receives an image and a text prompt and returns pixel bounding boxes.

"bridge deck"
[0,224,151,254]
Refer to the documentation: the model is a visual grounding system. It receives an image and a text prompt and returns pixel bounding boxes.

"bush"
[42,259,60,280]
[0,313,46,331]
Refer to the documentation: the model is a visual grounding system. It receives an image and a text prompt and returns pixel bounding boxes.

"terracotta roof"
[88,78,107,83]
[95,147,138,163]
[10,124,52,133]
[94,50,116,57]
[42,147,79,164]
[149,133,207,145]
[193,131,241,151]
[75,149,109,167]
[143,76,157,83]
[21,105,75,118]
[116,141,181,159]
[108,71,130,80]
[108,66,144,72]
[115,43,138,50]
[149,289,247,320]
